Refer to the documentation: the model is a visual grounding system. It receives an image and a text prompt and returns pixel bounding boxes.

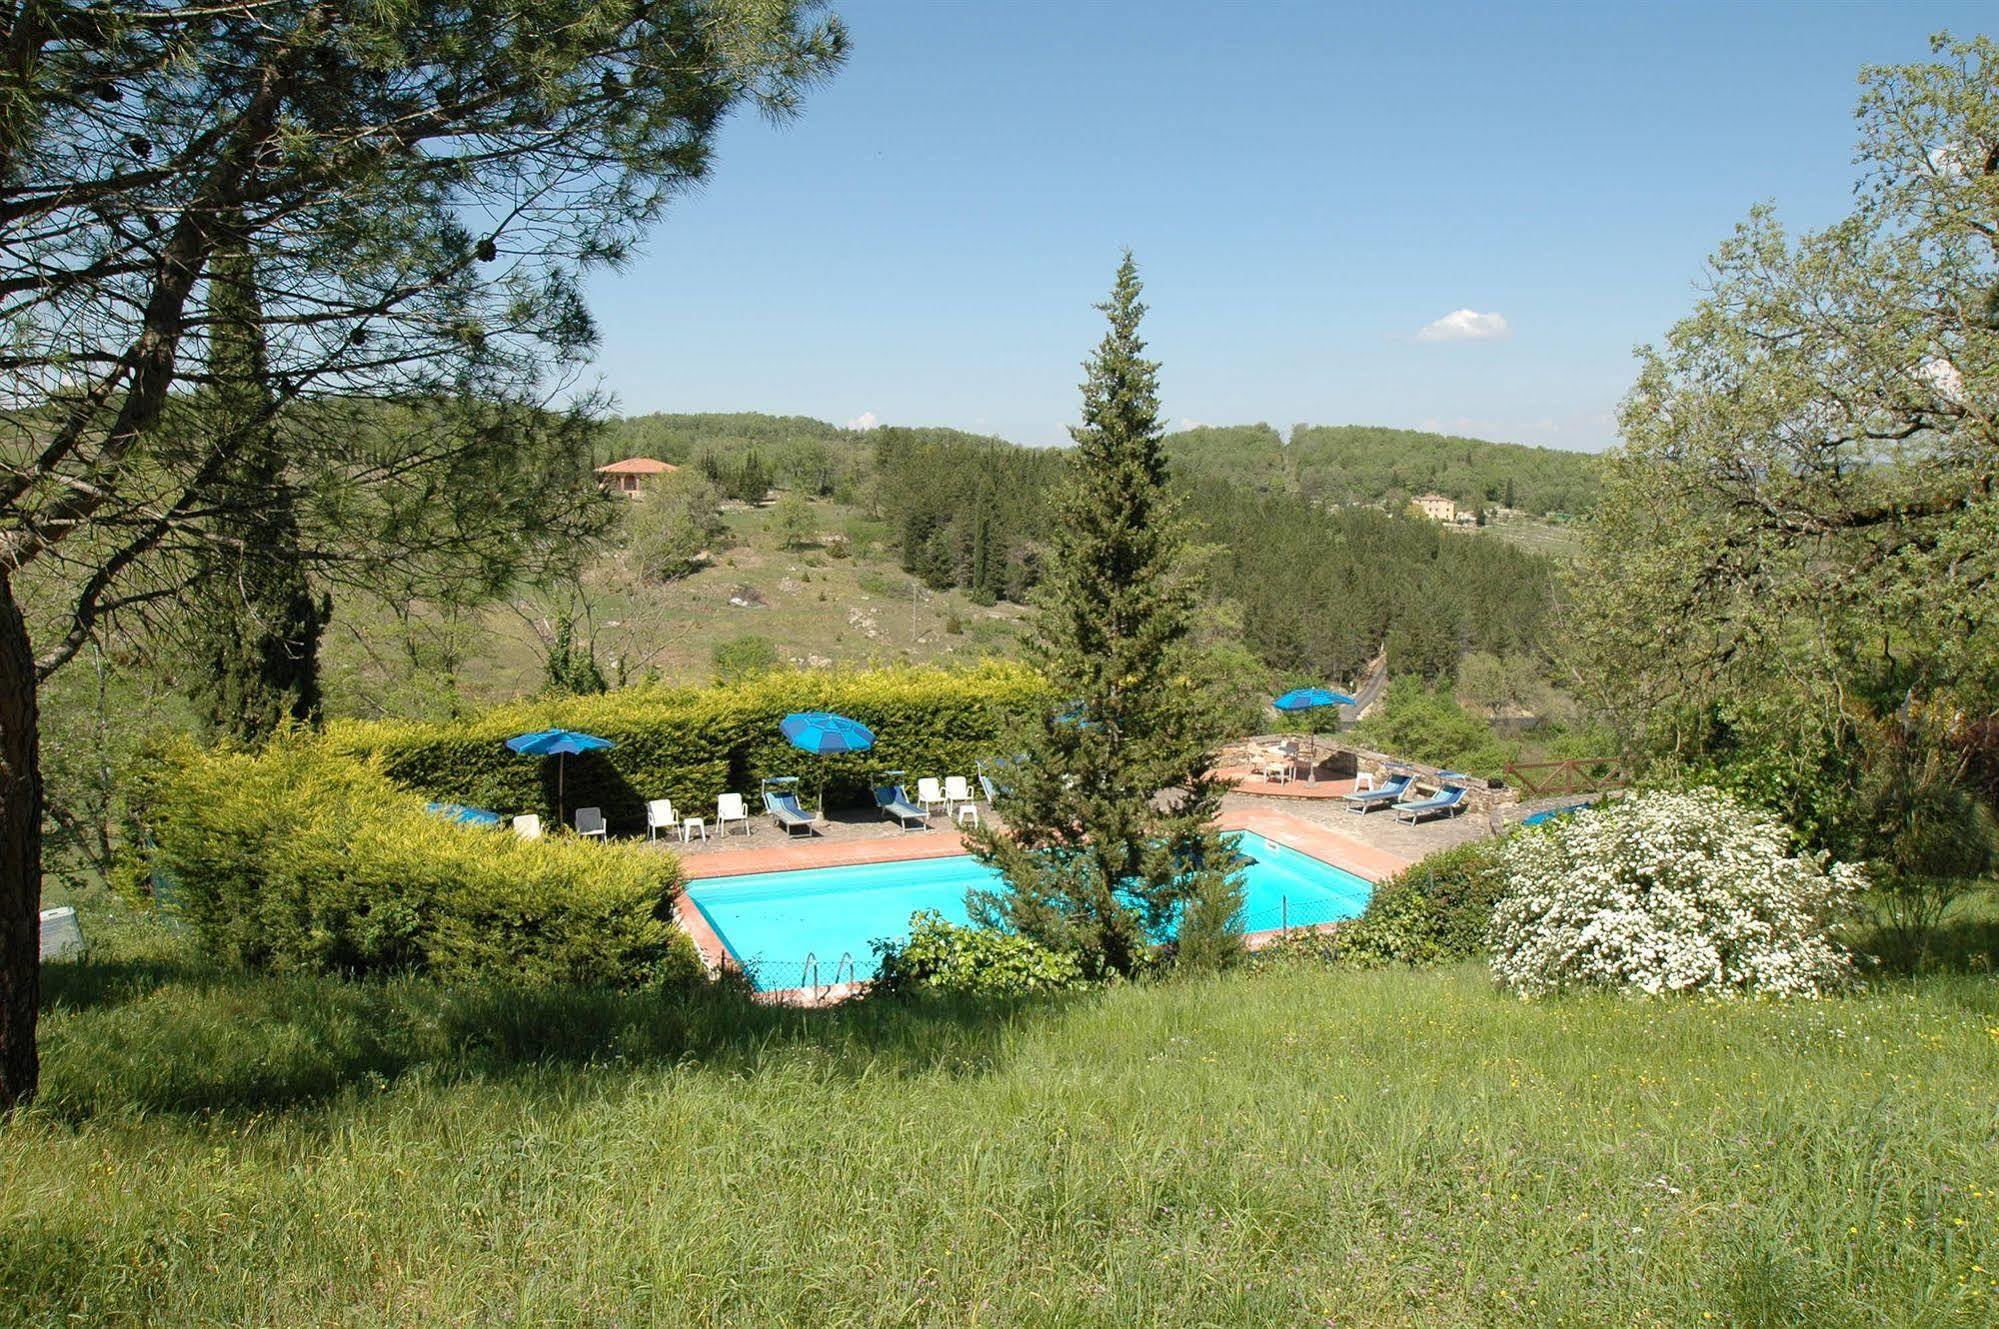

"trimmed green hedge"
[143,741,691,986]
[329,663,1052,833]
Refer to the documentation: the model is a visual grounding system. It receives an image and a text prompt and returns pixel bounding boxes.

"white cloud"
[1414,309,1512,344]
[1178,418,1208,432]
[846,410,879,431]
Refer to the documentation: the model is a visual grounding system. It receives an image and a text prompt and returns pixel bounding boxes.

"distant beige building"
[1414,492,1458,522]
[595,456,678,497]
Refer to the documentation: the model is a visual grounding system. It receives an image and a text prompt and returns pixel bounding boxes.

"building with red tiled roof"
[595,456,678,497]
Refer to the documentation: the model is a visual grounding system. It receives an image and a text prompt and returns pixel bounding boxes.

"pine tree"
[968,253,1241,977]
[188,222,328,744]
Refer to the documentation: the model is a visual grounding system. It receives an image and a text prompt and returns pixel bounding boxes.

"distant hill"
[598,412,1601,518]
[1282,425,1599,517]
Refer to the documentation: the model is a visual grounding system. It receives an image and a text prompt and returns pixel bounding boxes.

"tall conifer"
[970,254,1241,976]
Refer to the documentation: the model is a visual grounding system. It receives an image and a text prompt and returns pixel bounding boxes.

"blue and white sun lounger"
[873,783,931,831]
[762,781,816,837]
[1393,784,1468,823]
[1342,772,1414,814]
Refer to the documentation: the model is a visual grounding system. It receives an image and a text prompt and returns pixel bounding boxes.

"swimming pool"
[682,831,1373,989]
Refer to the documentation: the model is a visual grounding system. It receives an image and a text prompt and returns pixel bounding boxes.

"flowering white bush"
[1489,789,1863,998]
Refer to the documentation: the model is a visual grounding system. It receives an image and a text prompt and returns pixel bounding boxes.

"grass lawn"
[6,905,1996,1327]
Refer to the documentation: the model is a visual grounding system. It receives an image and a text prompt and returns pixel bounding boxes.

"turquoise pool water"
[683,831,1372,990]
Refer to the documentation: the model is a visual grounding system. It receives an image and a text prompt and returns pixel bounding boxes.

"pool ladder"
[797,950,857,999]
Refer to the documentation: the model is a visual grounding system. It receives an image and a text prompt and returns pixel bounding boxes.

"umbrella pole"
[557,753,566,826]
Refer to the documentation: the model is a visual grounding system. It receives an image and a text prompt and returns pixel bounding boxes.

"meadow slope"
[5,928,1995,1327]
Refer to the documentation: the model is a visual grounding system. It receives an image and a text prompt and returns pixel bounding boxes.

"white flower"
[1488,789,1860,998]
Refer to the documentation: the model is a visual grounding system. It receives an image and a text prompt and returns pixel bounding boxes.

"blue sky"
[582,1,1990,452]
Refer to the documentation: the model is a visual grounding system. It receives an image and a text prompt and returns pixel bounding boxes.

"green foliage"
[1455,650,1553,718]
[623,471,726,582]
[605,413,1566,689]
[870,911,1088,998]
[1251,839,1509,971]
[1193,481,1555,686]
[1563,37,1999,884]
[139,740,688,986]
[1662,695,1998,964]
[968,255,1239,978]
[726,448,773,504]
[771,489,815,549]
[1843,719,1999,962]
[602,412,870,500]
[710,633,779,684]
[874,429,1063,601]
[1354,677,1509,777]
[1338,840,1510,966]
[1162,423,1288,492]
[330,662,1053,831]
[541,619,608,696]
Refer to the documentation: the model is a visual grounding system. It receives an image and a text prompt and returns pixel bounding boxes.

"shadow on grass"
[34,940,1077,1123]
[1844,886,1999,980]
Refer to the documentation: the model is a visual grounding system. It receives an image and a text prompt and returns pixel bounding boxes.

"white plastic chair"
[574,806,607,840]
[943,775,973,810]
[511,813,543,840]
[716,792,750,837]
[645,798,675,840]
[916,776,945,812]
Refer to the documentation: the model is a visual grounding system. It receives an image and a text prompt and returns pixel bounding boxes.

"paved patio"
[664,784,1500,881]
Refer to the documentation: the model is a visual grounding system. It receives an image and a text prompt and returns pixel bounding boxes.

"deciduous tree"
[1563,34,1998,920]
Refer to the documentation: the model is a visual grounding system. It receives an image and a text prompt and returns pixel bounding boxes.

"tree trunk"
[0,567,41,1110]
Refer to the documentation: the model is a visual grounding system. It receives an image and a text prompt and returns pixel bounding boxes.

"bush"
[141,740,692,986]
[624,471,726,582]
[712,633,778,684]
[329,663,1053,833]
[1247,838,1508,971]
[1354,677,1510,778]
[1339,839,1510,966]
[872,911,1087,998]
[1489,789,1863,998]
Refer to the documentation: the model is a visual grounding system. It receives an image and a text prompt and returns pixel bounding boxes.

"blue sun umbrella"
[780,711,876,754]
[505,728,614,823]
[781,712,876,811]
[1271,687,1357,783]
[1273,686,1357,712]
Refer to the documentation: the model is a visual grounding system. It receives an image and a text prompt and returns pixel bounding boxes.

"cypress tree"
[189,224,328,743]
[969,253,1241,977]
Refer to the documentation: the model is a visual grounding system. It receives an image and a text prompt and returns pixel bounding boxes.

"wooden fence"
[1503,755,1630,798]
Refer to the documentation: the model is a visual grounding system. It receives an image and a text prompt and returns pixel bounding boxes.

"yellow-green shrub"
[143,740,689,986]
[329,662,1052,831]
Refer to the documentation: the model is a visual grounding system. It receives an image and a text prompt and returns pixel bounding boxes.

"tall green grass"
[5,927,1996,1326]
